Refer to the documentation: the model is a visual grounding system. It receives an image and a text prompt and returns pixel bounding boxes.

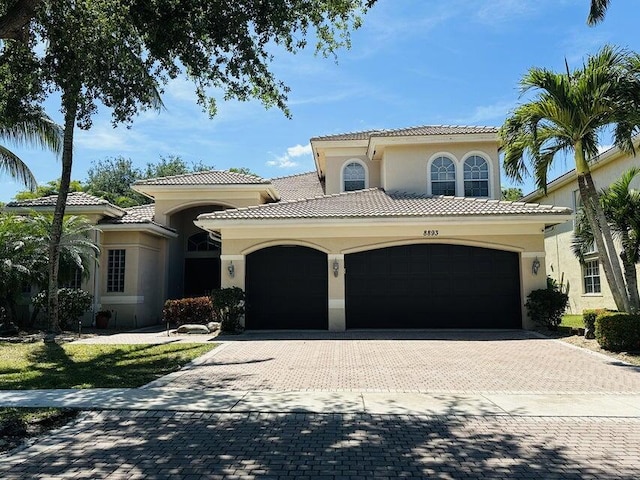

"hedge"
[583,309,614,339]
[595,312,640,352]
[162,296,215,326]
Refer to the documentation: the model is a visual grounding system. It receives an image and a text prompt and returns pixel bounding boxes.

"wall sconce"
[227,261,235,278]
[532,257,541,276]
[332,259,340,278]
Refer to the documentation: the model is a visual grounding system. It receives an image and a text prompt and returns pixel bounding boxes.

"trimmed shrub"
[211,287,245,333]
[595,312,640,352]
[162,296,214,326]
[525,287,569,329]
[32,288,93,330]
[583,309,614,339]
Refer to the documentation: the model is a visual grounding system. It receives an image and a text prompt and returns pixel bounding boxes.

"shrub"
[525,287,569,329]
[32,288,93,330]
[595,312,640,352]
[583,309,614,339]
[210,287,245,333]
[162,297,214,326]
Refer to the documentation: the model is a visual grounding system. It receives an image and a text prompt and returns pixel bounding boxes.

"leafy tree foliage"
[14,179,84,201]
[501,45,640,313]
[143,155,213,179]
[228,167,260,177]
[501,187,523,201]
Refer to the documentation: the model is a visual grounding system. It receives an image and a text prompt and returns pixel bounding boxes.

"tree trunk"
[46,93,78,333]
[620,232,640,313]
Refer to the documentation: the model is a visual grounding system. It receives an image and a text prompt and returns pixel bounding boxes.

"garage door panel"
[246,246,328,329]
[345,244,521,329]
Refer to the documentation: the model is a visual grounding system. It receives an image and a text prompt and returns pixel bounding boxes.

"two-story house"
[6,124,571,330]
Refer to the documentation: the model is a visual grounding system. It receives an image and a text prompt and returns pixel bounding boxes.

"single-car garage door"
[246,246,328,329]
[345,244,521,329]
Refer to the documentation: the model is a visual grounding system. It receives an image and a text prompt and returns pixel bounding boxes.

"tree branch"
[0,0,41,41]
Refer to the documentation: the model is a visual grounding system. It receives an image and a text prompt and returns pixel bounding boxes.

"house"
[5,125,571,330]
[522,145,640,313]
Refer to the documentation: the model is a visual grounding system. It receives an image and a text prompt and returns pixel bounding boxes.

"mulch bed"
[0,409,78,453]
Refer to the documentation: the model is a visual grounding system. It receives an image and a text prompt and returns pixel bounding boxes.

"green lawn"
[0,342,216,389]
[560,314,584,328]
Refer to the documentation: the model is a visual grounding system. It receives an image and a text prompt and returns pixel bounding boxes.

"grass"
[0,407,78,452]
[560,314,584,328]
[0,342,217,389]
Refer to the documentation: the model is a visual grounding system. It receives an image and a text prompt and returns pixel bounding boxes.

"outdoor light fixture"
[227,261,235,278]
[333,259,340,277]
[532,257,541,275]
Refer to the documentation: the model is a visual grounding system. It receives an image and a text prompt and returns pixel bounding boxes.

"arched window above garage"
[463,155,490,197]
[187,232,219,252]
[430,156,456,196]
[342,161,367,192]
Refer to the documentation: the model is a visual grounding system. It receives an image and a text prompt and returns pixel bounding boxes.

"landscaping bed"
[0,408,78,453]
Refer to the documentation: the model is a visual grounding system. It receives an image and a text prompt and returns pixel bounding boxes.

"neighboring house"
[522,145,640,314]
[5,125,571,330]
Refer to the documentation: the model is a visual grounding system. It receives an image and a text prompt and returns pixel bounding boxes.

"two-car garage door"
[245,244,521,329]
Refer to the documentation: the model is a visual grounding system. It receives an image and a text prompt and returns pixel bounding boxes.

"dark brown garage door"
[345,244,521,329]
[245,246,328,329]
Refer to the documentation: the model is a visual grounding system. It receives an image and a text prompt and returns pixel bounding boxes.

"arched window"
[463,155,489,197]
[187,232,219,252]
[342,162,366,191]
[430,156,456,196]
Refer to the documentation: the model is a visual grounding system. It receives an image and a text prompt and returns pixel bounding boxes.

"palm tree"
[588,0,611,25]
[501,45,640,313]
[573,168,640,312]
[0,114,63,190]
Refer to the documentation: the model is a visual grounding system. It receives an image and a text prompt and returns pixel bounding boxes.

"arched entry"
[245,246,328,329]
[345,244,521,329]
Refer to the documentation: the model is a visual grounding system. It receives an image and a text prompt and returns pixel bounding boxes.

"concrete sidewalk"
[0,387,639,417]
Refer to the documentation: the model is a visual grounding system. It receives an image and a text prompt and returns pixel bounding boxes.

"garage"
[245,245,328,329]
[345,244,521,329]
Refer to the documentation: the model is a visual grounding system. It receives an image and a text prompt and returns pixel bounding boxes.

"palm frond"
[587,0,611,25]
[0,146,38,191]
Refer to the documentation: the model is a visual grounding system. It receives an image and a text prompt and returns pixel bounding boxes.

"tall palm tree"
[588,0,611,25]
[501,45,640,313]
[0,114,63,190]
[573,168,640,312]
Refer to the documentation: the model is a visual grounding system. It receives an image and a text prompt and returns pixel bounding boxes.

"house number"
[423,229,439,237]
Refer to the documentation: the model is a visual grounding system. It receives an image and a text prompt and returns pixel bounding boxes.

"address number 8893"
[423,230,439,237]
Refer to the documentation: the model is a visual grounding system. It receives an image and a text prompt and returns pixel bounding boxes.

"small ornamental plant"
[33,288,93,330]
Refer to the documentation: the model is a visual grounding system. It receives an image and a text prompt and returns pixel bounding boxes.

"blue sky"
[2,0,640,202]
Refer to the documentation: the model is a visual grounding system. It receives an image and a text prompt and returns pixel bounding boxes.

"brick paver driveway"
[167,330,640,393]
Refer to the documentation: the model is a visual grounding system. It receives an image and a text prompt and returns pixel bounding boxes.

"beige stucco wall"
[324,147,379,194]
[216,220,551,330]
[535,151,640,313]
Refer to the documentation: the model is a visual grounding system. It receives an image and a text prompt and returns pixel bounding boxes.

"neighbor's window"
[583,259,601,294]
[343,162,366,191]
[430,156,456,196]
[107,249,126,293]
[463,155,489,197]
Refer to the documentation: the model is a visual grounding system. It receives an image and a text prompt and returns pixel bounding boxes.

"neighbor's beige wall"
[536,151,640,313]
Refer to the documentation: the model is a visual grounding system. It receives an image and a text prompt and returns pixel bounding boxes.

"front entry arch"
[245,246,328,329]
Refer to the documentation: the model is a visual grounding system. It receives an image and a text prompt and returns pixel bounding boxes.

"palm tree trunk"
[620,232,640,313]
[46,91,78,333]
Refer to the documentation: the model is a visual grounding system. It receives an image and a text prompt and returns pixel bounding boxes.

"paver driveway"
[164,330,640,393]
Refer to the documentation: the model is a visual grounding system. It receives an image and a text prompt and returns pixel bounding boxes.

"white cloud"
[267,143,312,168]
[456,100,515,124]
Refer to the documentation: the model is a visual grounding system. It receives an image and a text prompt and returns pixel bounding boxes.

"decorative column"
[328,253,346,332]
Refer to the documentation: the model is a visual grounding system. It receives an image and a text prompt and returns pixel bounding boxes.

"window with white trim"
[430,156,456,196]
[107,249,126,293]
[583,259,601,294]
[463,155,489,197]
[343,162,365,191]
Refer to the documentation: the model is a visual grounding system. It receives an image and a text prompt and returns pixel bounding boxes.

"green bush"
[595,312,640,352]
[162,296,214,326]
[32,288,93,330]
[583,309,614,339]
[525,287,569,329]
[211,287,245,333]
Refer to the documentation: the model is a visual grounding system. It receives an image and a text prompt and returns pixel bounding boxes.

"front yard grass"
[560,314,583,328]
[0,342,217,389]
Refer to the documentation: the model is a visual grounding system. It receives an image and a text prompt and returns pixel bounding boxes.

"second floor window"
[343,162,366,191]
[430,156,456,196]
[107,249,126,293]
[463,155,489,197]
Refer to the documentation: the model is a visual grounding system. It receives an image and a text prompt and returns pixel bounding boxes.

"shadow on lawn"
[1,404,638,479]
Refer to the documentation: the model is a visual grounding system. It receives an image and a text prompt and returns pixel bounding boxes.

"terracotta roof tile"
[5,192,116,208]
[270,172,324,201]
[311,125,499,142]
[198,188,570,221]
[134,170,270,186]
[98,204,175,232]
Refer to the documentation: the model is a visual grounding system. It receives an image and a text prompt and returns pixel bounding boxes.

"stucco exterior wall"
[323,147,379,195]
[535,151,640,313]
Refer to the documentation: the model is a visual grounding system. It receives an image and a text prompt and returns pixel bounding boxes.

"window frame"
[107,249,126,293]
[341,159,368,192]
[428,154,457,196]
[462,153,491,198]
[583,259,601,295]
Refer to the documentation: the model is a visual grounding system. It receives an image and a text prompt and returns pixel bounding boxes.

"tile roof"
[5,192,117,208]
[270,172,325,201]
[134,170,270,186]
[198,188,571,221]
[311,125,499,142]
[98,204,175,232]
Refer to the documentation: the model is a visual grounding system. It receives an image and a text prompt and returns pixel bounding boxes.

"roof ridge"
[269,171,318,181]
[135,169,267,184]
[311,124,499,141]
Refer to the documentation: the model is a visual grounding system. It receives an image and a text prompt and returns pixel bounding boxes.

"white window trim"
[426,152,458,196]
[461,151,493,198]
[340,158,369,192]
[583,258,601,295]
